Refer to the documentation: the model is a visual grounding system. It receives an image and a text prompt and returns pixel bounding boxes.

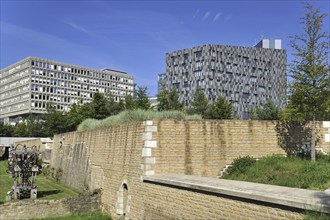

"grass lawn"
[32,211,112,220]
[0,160,80,203]
[222,154,330,191]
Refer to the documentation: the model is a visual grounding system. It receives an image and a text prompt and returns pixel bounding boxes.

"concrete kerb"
[143,174,330,214]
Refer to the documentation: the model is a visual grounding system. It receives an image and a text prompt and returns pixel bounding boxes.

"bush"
[226,156,256,174]
[54,168,63,182]
[223,154,330,190]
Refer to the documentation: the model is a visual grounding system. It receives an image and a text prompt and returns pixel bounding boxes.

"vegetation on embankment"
[0,160,80,203]
[222,154,330,191]
[32,211,112,220]
[77,109,202,131]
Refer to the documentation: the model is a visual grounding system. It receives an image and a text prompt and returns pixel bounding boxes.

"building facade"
[0,57,134,123]
[161,40,286,119]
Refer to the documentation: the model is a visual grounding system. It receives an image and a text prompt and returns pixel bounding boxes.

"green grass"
[32,211,112,220]
[77,109,202,131]
[0,160,80,203]
[222,154,330,190]
[304,210,330,220]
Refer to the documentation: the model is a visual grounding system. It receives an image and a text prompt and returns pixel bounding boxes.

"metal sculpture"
[6,144,42,200]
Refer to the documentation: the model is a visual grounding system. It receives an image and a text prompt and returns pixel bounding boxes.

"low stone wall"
[138,177,305,220]
[0,194,100,220]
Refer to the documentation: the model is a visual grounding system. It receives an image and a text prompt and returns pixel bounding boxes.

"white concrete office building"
[0,56,134,123]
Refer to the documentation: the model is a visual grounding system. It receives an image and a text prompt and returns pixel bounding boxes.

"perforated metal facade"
[162,44,286,119]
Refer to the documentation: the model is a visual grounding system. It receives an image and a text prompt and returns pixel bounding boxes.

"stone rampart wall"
[151,120,285,177]
[0,194,100,220]
[51,122,145,214]
[49,120,329,219]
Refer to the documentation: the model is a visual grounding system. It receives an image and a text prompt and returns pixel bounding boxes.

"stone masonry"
[49,120,330,219]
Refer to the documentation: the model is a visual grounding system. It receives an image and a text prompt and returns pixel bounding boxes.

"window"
[172,83,180,89]
[242,112,249,120]
[242,93,250,99]
[226,71,233,79]
[195,51,202,58]
[194,70,202,77]
[171,56,176,65]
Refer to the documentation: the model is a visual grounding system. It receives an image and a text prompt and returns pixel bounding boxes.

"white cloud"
[64,20,89,33]
[213,12,222,22]
[202,11,211,21]
[1,21,79,49]
[193,8,200,19]
[224,14,232,24]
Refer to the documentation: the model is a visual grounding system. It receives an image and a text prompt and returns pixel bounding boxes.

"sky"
[1,0,329,96]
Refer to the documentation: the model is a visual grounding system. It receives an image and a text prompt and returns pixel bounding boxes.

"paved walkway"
[143,174,330,213]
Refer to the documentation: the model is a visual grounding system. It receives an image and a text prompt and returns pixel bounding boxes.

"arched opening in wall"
[123,184,128,216]
[116,181,130,219]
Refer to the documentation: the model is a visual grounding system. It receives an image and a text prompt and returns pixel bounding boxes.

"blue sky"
[1,0,329,96]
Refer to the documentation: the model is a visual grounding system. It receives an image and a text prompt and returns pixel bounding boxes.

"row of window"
[169,51,274,67]
[31,76,133,91]
[31,68,133,85]
[0,69,29,85]
[0,85,30,100]
[31,84,105,95]
[31,93,91,104]
[0,94,30,106]
[0,102,28,114]
[31,101,70,111]
[31,60,132,83]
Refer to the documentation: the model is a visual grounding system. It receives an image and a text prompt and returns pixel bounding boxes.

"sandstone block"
[145,140,157,148]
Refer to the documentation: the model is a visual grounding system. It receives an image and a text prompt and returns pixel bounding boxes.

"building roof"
[40,138,53,143]
[0,137,38,146]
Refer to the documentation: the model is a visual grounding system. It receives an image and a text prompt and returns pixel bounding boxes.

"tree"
[124,95,135,110]
[288,3,329,121]
[26,116,47,137]
[91,92,111,120]
[135,87,151,110]
[13,122,30,137]
[43,109,68,136]
[66,103,85,131]
[205,96,233,119]
[157,88,183,111]
[0,123,15,137]
[188,86,209,117]
[250,100,280,120]
[105,92,124,116]
[288,3,329,161]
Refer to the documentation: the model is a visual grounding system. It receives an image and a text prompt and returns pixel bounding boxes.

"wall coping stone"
[143,174,330,214]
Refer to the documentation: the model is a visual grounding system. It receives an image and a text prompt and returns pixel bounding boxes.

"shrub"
[223,154,330,190]
[54,168,63,182]
[226,155,256,174]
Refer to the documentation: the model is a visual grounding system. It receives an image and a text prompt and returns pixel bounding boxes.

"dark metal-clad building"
[160,40,286,119]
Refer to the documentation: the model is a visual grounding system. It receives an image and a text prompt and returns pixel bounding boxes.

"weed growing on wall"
[77,110,202,131]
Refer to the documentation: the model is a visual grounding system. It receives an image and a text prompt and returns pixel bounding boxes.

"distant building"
[157,73,167,93]
[0,56,134,124]
[255,39,282,49]
[159,40,286,119]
